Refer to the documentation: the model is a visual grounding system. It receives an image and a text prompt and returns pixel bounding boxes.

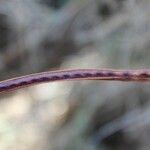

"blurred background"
[0,0,149,149]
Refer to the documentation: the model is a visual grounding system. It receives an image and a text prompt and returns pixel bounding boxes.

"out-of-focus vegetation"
[0,0,149,150]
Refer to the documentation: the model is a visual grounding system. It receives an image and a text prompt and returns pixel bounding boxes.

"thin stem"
[0,69,149,93]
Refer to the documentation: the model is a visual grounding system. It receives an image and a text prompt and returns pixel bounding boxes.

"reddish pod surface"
[0,69,149,93]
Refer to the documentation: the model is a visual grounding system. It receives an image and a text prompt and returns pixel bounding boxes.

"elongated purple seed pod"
[0,69,149,93]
